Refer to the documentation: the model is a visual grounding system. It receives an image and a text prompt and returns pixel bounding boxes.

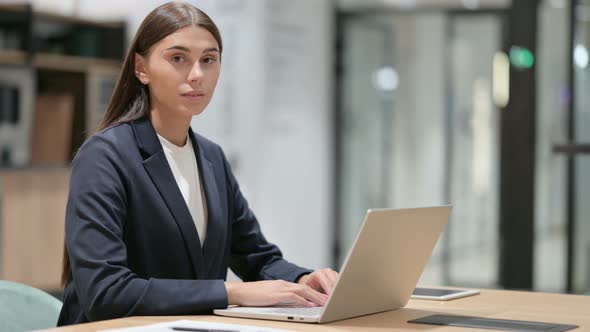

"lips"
[181,92,205,97]
[181,91,205,101]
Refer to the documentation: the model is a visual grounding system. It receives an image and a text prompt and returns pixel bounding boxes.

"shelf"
[0,52,122,72]
[0,4,123,29]
[0,4,28,14]
[33,53,121,72]
[0,5,124,168]
[34,9,124,29]
[0,49,27,65]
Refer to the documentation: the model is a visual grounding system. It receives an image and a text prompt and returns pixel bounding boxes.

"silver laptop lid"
[319,206,451,323]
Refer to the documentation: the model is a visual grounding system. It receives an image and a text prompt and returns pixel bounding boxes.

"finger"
[306,275,323,293]
[316,270,334,295]
[296,284,328,306]
[279,292,315,307]
[327,269,339,285]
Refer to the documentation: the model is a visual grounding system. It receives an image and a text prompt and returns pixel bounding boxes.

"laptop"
[214,205,451,324]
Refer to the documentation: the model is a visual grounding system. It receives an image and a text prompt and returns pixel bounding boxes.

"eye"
[171,55,185,63]
[202,56,217,64]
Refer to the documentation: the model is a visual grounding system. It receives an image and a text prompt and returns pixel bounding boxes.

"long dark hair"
[61,1,223,286]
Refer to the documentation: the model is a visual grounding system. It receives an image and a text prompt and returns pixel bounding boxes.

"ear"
[134,53,150,85]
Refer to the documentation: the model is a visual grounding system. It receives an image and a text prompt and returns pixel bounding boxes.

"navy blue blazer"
[57,117,312,326]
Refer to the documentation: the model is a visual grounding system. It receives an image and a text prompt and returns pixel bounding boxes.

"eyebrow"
[164,45,220,53]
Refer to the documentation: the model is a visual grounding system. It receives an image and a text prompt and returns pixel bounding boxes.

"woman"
[58,2,338,326]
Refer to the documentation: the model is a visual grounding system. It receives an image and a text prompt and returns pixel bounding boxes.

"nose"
[187,62,204,83]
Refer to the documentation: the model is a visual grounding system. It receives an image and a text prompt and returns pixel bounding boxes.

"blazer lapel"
[188,129,224,277]
[131,118,204,278]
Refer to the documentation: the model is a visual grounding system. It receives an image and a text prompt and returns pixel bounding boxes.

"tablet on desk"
[411,287,480,300]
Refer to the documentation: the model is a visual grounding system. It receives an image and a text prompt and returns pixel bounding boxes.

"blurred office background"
[0,0,588,299]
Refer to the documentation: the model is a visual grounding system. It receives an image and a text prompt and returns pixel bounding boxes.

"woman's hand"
[297,268,339,295]
[225,280,328,307]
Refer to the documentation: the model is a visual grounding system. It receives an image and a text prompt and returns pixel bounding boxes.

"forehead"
[154,25,219,53]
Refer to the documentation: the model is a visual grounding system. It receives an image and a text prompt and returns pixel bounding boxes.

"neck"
[150,107,191,147]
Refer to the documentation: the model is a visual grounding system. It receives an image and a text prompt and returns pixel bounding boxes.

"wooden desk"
[41,289,590,331]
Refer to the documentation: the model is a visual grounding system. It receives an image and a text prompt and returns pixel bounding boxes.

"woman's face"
[135,25,221,118]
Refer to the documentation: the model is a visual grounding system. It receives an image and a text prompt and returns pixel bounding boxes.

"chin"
[187,108,207,117]
[178,101,208,116]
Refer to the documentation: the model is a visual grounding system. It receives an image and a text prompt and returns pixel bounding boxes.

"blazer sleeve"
[220,147,313,282]
[65,135,228,322]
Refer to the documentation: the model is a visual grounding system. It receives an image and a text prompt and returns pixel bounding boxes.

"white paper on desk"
[99,319,295,332]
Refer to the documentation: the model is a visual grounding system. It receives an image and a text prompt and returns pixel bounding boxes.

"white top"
[157,133,207,246]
